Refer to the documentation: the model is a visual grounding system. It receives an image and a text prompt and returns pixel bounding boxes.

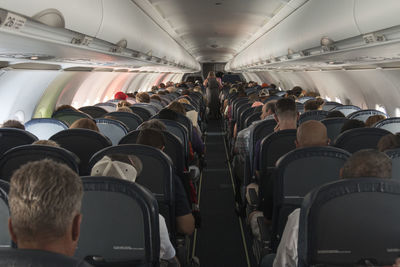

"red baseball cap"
[114,91,127,100]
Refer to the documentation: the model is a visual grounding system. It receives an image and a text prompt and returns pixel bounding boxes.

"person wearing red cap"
[114,91,127,100]
[261,83,269,88]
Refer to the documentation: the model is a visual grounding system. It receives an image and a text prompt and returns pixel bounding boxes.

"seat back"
[334,128,391,153]
[119,130,185,175]
[320,117,349,143]
[235,103,252,128]
[0,249,92,267]
[374,117,400,134]
[50,129,112,175]
[25,118,68,140]
[78,106,108,118]
[298,110,330,124]
[238,107,255,131]
[322,101,342,111]
[104,111,143,131]
[232,98,248,121]
[0,128,38,156]
[130,106,153,121]
[385,148,400,180]
[347,109,387,122]
[94,102,117,112]
[76,177,160,267]
[272,147,350,250]
[88,145,175,231]
[297,97,315,104]
[155,120,189,160]
[259,129,297,174]
[133,103,157,116]
[95,118,129,145]
[249,119,277,173]
[296,102,304,114]
[152,112,193,141]
[0,145,79,181]
[245,112,262,128]
[0,181,10,248]
[298,178,400,266]
[330,105,361,116]
[52,110,92,126]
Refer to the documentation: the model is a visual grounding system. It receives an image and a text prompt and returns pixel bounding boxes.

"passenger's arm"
[176,213,195,235]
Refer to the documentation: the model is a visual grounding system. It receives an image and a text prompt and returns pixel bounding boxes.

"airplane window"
[334,97,342,104]
[395,108,400,117]
[375,104,387,114]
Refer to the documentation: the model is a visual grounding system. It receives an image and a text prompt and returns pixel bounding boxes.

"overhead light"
[30,56,39,60]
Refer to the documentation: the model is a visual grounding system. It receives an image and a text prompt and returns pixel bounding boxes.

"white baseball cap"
[91,155,142,182]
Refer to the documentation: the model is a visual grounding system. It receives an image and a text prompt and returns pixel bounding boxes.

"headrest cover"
[91,155,142,182]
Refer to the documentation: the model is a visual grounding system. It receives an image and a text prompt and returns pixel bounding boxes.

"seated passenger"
[1,120,25,130]
[304,98,324,111]
[91,154,179,263]
[378,133,400,152]
[295,120,330,147]
[114,91,127,100]
[32,140,60,147]
[136,92,150,103]
[116,106,133,113]
[137,128,195,235]
[54,104,79,113]
[138,119,167,131]
[325,110,345,118]
[117,100,132,108]
[69,118,99,132]
[8,159,87,263]
[265,149,392,267]
[365,114,386,127]
[340,119,365,133]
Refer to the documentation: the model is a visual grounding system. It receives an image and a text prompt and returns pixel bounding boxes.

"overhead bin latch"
[320,37,336,52]
[363,32,386,44]
[110,39,127,53]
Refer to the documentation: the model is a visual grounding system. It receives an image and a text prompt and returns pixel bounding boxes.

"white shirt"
[273,208,300,267]
[159,214,175,260]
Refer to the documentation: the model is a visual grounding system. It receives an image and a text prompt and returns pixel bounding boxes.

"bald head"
[296,120,329,148]
[341,149,391,179]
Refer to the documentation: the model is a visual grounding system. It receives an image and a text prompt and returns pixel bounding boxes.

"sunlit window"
[395,108,400,117]
[334,97,342,104]
[325,96,332,101]
[375,104,387,114]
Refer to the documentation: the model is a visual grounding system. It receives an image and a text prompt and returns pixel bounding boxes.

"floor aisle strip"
[222,123,252,267]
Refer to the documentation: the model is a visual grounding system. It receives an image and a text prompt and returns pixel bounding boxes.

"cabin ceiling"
[133,0,291,63]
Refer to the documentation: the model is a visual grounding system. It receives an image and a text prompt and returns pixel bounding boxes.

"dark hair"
[138,119,167,131]
[158,108,179,121]
[326,110,345,118]
[137,128,165,149]
[136,92,150,103]
[150,95,162,102]
[2,120,25,130]
[340,119,365,133]
[291,86,303,97]
[275,98,296,118]
[365,115,386,127]
[377,133,400,152]
[304,98,324,111]
[55,105,77,113]
[168,101,186,115]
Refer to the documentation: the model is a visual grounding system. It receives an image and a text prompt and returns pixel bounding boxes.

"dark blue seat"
[385,148,400,180]
[130,106,153,121]
[133,103,157,116]
[374,117,400,134]
[298,178,400,267]
[334,128,391,153]
[103,111,143,131]
[0,181,10,249]
[296,102,304,114]
[298,110,330,124]
[297,97,315,104]
[50,129,112,175]
[88,145,175,234]
[79,106,108,118]
[330,104,361,116]
[320,117,349,143]
[52,110,92,126]
[0,128,38,156]
[245,112,262,128]
[322,101,342,111]
[347,109,387,122]
[238,106,255,131]
[25,118,68,140]
[95,118,129,145]
[271,146,350,251]
[119,130,185,175]
[0,248,92,267]
[235,103,252,128]
[0,145,79,182]
[152,112,193,141]
[76,177,159,267]
[275,91,286,97]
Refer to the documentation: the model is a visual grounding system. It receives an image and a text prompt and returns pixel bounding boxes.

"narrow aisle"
[194,119,251,267]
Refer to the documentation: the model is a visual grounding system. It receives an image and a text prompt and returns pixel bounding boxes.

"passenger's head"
[178,98,191,105]
[296,120,329,148]
[326,110,345,118]
[116,106,133,113]
[114,91,127,100]
[137,128,165,150]
[261,101,276,120]
[8,160,83,256]
[274,98,297,122]
[207,71,216,79]
[150,95,162,102]
[166,86,176,93]
[158,108,179,121]
[341,149,391,179]
[304,98,324,111]
[159,83,166,89]
[365,114,386,127]
[138,119,167,131]
[117,100,131,108]
[1,120,25,130]
[69,118,99,132]
[136,92,150,103]
[32,140,60,147]
[377,133,400,152]
[54,105,78,113]
[340,119,365,133]
[168,101,186,115]
[91,154,142,182]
